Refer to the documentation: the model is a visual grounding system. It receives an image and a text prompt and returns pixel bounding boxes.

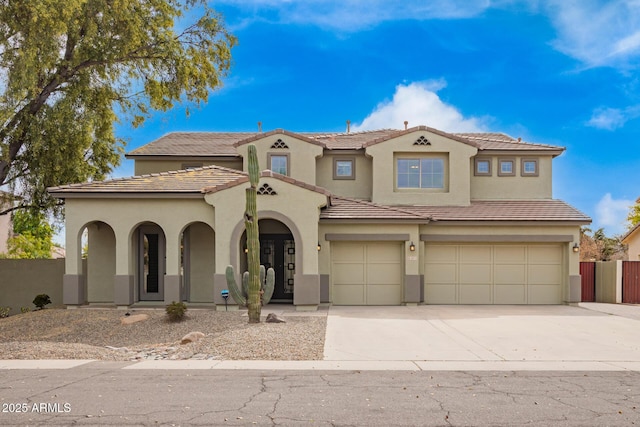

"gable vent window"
[413,136,431,146]
[257,183,277,195]
[270,139,289,149]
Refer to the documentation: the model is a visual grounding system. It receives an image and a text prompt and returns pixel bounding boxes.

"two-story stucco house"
[48,125,591,309]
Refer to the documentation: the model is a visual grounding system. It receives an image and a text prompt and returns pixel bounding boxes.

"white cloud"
[351,81,489,132]
[544,0,640,69]
[595,193,634,235]
[587,105,640,130]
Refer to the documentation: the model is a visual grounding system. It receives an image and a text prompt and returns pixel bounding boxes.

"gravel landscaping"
[0,308,327,361]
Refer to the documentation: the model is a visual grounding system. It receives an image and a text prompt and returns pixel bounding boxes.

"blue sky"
[115,0,640,237]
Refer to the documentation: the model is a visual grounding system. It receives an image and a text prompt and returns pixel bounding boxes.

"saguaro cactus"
[225,144,275,322]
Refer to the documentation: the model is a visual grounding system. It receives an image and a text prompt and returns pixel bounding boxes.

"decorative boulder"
[265,313,286,323]
[180,331,205,345]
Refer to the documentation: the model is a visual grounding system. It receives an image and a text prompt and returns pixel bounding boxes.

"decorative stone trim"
[270,139,289,149]
[257,183,277,195]
[413,135,431,146]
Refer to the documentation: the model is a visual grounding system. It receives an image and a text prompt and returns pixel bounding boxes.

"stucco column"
[63,222,85,305]
[113,227,134,306]
[404,228,422,304]
[164,224,182,304]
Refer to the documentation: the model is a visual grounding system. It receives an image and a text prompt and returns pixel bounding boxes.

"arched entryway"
[79,221,116,304]
[181,222,215,303]
[241,219,295,303]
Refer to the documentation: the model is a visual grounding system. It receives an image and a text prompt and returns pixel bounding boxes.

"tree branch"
[0,201,65,216]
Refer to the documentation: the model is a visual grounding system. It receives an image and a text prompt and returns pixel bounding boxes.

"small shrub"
[33,294,52,310]
[166,301,187,322]
[0,307,10,318]
[20,307,31,314]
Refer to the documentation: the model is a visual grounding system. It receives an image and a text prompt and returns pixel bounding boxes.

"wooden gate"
[623,261,640,304]
[580,262,596,302]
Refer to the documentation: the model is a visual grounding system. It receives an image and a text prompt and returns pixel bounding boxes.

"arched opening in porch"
[180,222,215,303]
[240,218,296,304]
[79,221,116,304]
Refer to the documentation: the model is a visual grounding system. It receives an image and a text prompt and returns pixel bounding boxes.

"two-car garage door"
[424,244,563,304]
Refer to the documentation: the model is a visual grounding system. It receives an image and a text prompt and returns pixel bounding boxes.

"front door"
[138,226,165,301]
[260,234,295,303]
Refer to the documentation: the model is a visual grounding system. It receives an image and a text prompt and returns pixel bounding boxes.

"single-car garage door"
[331,242,403,305]
[424,244,563,304]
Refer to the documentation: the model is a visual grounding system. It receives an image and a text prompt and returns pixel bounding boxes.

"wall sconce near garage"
[317,242,322,251]
[409,241,416,252]
[572,243,579,253]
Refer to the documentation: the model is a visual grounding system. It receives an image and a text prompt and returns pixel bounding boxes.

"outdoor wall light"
[317,242,322,251]
[244,247,248,254]
[572,243,579,253]
[409,241,416,252]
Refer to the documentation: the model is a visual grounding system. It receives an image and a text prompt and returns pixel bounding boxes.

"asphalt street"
[0,363,639,426]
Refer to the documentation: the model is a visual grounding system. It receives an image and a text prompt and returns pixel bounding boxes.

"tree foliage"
[0,0,235,216]
[580,227,626,261]
[6,209,54,258]
[627,198,640,229]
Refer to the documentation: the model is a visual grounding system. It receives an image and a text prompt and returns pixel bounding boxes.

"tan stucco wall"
[134,159,243,175]
[86,223,116,303]
[236,134,324,184]
[470,156,553,199]
[595,260,622,303]
[365,130,477,206]
[315,153,372,199]
[0,259,65,315]
[187,222,215,302]
[205,177,328,275]
[624,229,640,261]
[64,198,215,278]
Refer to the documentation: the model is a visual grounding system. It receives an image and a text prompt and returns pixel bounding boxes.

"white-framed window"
[397,158,445,189]
[268,153,289,175]
[333,158,355,180]
[474,158,492,176]
[521,158,539,176]
[498,158,515,176]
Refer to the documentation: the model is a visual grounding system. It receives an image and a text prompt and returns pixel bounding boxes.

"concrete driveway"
[323,304,640,367]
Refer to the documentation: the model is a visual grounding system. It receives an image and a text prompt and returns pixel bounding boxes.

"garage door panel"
[332,243,365,262]
[425,264,456,283]
[367,245,401,262]
[495,264,526,284]
[426,245,457,262]
[425,284,457,304]
[459,284,492,304]
[333,284,365,305]
[528,285,561,304]
[333,263,365,285]
[367,264,401,285]
[528,264,562,285]
[495,246,526,263]
[367,285,402,305]
[459,264,491,284]
[460,246,492,262]
[494,284,526,304]
[529,245,562,263]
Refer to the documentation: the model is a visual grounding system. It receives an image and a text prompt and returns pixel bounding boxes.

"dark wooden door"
[580,262,596,302]
[623,261,640,304]
[260,234,295,303]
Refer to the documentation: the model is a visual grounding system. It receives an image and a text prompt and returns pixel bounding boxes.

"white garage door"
[331,242,403,305]
[424,244,563,304]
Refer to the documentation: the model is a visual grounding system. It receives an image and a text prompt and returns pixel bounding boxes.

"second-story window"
[333,157,355,180]
[397,158,444,189]
[498,158,515,176]
[268,154,289,175]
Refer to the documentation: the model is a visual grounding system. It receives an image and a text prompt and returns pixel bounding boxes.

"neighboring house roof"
[621,222,640,243]
[125,127,564,158]
[403,200,590,223]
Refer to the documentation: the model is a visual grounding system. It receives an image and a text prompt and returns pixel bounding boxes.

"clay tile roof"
[362,126,481,149]
[48,165,247,196]
[234,129,326,148]
[454,133,564,152]
[305,129,398,150]
[258,170,332,197]
[403,200,591,222]
[126,132,251,157]
[321,196,428,220]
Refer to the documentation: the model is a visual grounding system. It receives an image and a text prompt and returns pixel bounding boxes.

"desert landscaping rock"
[265,313,286,323]
[180,331,205,344]
[120,313,149,325]
[0,308,326,361]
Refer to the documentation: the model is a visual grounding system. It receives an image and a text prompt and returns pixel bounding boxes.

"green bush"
[20,307,31,314]
[165,301,187,322]
[0,307,10,318]
[33,294,52,310]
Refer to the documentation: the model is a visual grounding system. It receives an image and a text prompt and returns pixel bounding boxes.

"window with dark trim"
[474,158,492,176]
[498,158,515,176]
[521,158,539,176]
[333,157,355,180]
[268,153,289,175]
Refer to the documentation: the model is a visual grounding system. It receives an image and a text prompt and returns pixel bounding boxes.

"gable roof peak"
[233,128,326,148]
